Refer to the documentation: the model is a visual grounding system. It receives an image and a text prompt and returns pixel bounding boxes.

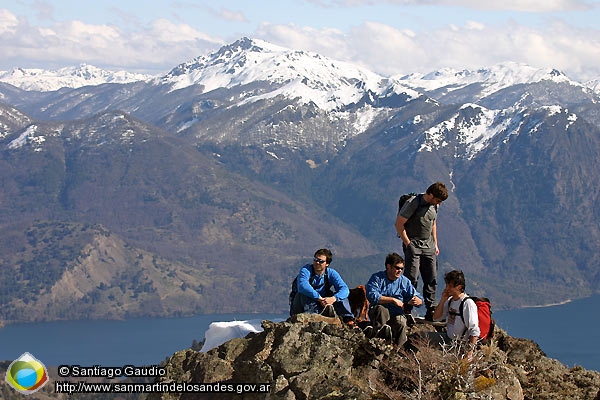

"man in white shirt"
[411,270,479,359]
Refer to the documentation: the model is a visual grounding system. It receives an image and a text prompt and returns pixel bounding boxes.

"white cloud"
[440,0,594,12]
[1,4,599,82]
[60,20,121,45]
[255,17,600,82]
[150,18,214,43]
[464,20,485,30]
[256,22,349,60]
[308,0,595,12]
[0,8,19,34]
[213,7,248,22]
[32,0,54,21]
[0,9,223,73]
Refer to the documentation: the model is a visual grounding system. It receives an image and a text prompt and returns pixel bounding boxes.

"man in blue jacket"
[365,252,424,346]
[290,248,355,323]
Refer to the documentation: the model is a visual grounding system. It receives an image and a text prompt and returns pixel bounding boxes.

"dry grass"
[376,334,506,400]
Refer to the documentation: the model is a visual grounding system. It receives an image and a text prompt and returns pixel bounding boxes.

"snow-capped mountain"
[397,62,583,99]
[1,38,597,160]
[586,78,600,93]
[0,36,599,315]
[159,37,420,111]
[0,64,153,91]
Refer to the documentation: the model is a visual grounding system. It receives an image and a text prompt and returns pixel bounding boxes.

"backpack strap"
[457,296,472,325]
[310,268,329,286]
[399,194,419,221]
[447,295,472,338]
[401,194,439,221]
[289,268,331,303]
[308,268,333,298]
[447,296,470,318]
[323,269,332,296]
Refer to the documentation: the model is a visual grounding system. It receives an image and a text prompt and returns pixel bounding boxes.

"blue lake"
[0,313,286,367]
[0,296,598,372]
[493,294,600,371]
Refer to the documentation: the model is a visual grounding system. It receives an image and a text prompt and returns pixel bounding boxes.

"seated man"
[415,270,480,359]
[290,248,355,324]
[365,252,423,346]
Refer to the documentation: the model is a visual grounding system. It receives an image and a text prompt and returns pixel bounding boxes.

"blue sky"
[1,0,599,82]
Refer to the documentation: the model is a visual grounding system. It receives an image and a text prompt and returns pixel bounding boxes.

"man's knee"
[388,315,407,336]
[369,305,390,327]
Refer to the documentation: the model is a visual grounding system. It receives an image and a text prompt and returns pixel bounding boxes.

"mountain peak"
[0,64,152,91]
[397,61,577,96]
[159,37,400,111]
[220,36,287,54]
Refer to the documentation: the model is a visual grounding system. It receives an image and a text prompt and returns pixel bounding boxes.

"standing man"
[290,248,355,324]
[365,253,423,347]
[395,181,448,320]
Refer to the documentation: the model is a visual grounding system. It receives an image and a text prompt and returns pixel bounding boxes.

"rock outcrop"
[149,314,600,400]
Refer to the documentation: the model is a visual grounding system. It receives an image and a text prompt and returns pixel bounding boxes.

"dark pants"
[417,331,451,348]
[369,305,408,346]
[290,293,354,319]
[403,243,437,312]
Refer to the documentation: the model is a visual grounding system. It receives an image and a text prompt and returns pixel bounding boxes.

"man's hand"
[408,296,422,306]
[393,298,404,309]
[441,287,451,302]
[318,296,336,307]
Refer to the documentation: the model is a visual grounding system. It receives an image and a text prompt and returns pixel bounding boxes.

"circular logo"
[5,352,49,395]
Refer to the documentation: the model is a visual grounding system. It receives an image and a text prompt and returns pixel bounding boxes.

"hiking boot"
[424,307,436,322]
[320,304,336,318]
[403,340,419,353]
[362,325,374,338]
[344,317,360,329]
[376,324,393,342]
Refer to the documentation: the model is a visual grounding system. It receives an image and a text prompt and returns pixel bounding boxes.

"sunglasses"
[313,258,327,264]
[393,265,404,271]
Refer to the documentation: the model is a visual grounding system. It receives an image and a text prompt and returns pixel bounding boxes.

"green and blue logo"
[5,352,49,395]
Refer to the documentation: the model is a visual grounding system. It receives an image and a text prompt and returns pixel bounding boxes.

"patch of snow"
[419,121,452,152]
[352,105,380,133]
[543,105,563,116]
[566,112,577,129]
[200,319,284,352]
[585,78,600,94]
[456,104,503,157]
[419,104,508,159]
[177,118,198,133]
[266,150,280,159]
[8,125,38,149]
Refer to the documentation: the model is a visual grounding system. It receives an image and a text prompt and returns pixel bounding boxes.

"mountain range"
[0,63,152,92]
[0,37,599,324]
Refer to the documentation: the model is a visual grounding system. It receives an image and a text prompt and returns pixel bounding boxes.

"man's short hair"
[314,248,333,264]
[426,181,449,201]
[444,270,466,292]
[385,252,404,267]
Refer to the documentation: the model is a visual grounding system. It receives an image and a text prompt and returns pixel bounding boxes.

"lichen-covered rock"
[148,316,599,400]
[494,329,600,400]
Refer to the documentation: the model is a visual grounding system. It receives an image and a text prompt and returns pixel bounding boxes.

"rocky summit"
[149,314,600,400]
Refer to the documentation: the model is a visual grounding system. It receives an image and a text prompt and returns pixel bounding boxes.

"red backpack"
[457,296,495,343]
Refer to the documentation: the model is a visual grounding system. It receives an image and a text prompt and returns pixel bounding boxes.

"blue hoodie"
[296,264,350,301]
[366,270,424,316]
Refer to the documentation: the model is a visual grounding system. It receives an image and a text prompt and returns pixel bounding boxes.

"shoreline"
[520,298,573,309]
